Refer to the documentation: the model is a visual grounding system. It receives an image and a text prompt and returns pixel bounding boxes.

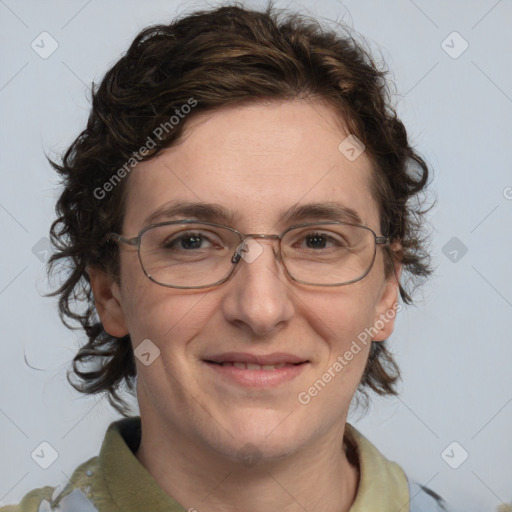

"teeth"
[220,362,289,370]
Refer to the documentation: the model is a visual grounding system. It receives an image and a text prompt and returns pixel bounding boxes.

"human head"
[47,2,431,416]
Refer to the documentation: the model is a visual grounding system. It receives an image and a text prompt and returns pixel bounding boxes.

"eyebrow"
[144,201,237,226]
[143,200,363,228]
[281,202,363,225]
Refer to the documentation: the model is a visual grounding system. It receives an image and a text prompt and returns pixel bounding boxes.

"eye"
[295,231,348,250]
[304,233,336,249]
[161,230,223,251]
[165,233,209,250]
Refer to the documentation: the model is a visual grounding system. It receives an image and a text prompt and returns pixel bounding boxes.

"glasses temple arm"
[104,233,139,247]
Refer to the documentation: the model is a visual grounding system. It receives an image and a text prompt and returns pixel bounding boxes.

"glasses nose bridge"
[244,233,281,241]
[243,233,282,252]
[233,233,283,265]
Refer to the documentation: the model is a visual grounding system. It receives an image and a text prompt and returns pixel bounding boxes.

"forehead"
[123,99,381,233]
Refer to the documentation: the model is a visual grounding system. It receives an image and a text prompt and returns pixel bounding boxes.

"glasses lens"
[281,223,376,285]
[139,223,240,288]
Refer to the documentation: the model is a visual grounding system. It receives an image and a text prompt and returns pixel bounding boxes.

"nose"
[221,237,295,337]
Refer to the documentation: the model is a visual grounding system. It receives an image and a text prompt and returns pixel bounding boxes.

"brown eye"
[164,233,209,250]
[305,233,326,249]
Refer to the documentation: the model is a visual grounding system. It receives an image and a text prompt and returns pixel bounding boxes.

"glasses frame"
[107,219,390,289]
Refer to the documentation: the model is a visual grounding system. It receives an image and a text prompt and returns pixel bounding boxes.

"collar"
[98,417,409,512]
[344,423,409,511]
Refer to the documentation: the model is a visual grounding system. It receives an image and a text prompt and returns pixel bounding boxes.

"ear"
[87,266,129,338]
[371,259,402,342]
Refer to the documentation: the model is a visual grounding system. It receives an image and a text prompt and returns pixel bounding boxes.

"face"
[91,99,399,463]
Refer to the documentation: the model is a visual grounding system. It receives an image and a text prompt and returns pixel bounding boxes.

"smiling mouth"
[203,358,309,388]
[206,361,306,371]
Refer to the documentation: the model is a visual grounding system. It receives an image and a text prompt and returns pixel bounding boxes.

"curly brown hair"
[46,2,432,416]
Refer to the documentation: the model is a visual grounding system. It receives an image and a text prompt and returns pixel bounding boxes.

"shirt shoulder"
[0,457,102,512]
[345,423,453,512]
[0,486,55,512]
[0,417,146,512]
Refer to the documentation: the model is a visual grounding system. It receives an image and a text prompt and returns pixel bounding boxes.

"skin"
[89,99,401,512]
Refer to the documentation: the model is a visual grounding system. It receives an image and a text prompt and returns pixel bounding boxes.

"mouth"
[206,361,304,371]
[202,352,309,388]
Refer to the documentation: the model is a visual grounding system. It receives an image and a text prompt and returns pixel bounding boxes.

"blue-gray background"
[1,1,511,510]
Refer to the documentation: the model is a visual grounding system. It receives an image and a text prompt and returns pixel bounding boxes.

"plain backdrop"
[0,1,511,511]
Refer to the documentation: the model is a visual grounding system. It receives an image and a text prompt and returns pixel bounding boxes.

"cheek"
[302,285,381,387]
[120,270,213,356]
[307,283,381,342]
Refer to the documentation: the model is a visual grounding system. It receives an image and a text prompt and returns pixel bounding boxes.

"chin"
[221,435,302,467]
[209,412,311,463]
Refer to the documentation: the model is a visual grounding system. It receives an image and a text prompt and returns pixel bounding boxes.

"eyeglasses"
[107,220,390,289]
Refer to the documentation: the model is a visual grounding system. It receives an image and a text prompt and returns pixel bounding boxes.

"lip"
[204,352,308,365]
[203,352,309,388]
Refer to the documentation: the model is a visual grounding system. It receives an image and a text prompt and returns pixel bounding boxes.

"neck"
[135,417,359,512]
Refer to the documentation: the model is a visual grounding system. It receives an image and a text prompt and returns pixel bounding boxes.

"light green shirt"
[1,417,446,512]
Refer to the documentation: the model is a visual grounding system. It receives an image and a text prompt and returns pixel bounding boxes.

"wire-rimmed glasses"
[107,219,390,289]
